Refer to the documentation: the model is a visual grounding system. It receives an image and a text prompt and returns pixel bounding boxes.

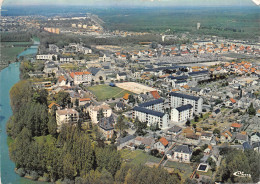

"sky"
[1,0,259,7]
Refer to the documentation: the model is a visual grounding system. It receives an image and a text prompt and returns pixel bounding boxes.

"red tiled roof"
[230,98,236,103]
[79,98,91,102]
[123,93,130,100]
[48,102,60,109]
[70,71,91,78]
[231,123,241,128]
[159,137,168,147]
[150,91,160,99]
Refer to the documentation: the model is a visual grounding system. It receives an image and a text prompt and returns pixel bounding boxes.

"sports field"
[87,84,133,101]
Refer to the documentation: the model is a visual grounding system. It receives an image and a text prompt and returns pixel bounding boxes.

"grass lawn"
[165,161,195,181]
[87,84,134,101]
[191,112,211,124]
[197,169,213,177]
[120,149,161,165]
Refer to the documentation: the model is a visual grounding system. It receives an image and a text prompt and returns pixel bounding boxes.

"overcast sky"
[1,0,257,6]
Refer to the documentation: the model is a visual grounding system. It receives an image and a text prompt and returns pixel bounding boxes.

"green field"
[0,41,32,70]
[120,149,161,165]
[87,84,134,101]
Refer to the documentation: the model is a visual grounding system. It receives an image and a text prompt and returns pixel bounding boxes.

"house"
[56,109,79,130]
[133,106,169,129]
[167,125,182,136]
[235,133,248,144]
[99,54,111,62]
[115,101,127,111]
[200,132,213,142]
[169,92,203,114]
[171,104,193,123]
[226,98,236,107]
[98,116,115,140]
[153,137,169,153]
[43,61,58,74]
[221,131,232,142]
[172,145,192,163]
[117,134,136,150]
[70,71,92,85]
[252,142,260,153]
[134,136,155,151]
[123,93,130,103]
[37,54,57,60]
[256,109,260,117]
[57,76,67,86]
[87,103,112,124]
[117,72,127,81]
[79,98,91,106]
[230,123,242,132]
[150,91,160,99]
[250,132,260,144]
[48,102,61,113]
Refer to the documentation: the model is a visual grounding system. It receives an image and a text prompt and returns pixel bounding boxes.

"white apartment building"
[171,104,193,123]
[37,54,57,60]
[56,109,79,130]
[169,92,203,114]
[139,98,164,113]
[133,106,169,129]
[70,71,92,85]
[87,103,112,124]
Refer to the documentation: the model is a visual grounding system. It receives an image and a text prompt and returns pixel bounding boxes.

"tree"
[116,115,127,136]
[55,91,71,108]
[186,120,191,127]
[194,115,199,122]
[48,114,57,136]
[248,103,256,116]
[213,128,220,137]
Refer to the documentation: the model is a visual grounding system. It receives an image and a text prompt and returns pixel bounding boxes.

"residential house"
[200,132,213,142]
[98,116,115,140]
[79,98,91,106]
[153,137,169,153]
[230,123,242,133]
[167,125,182,136]
[115,101,127,111]
[48,102,61,113]
[235,133,248,144]
[250,132,260,144]
[172,145,192,163]
[134,136,155,151]
[117,135,136,150]
[117,72,127,81]
[221,131,233,142]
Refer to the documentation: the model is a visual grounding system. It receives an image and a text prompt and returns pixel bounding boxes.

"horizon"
[1,0,259,7]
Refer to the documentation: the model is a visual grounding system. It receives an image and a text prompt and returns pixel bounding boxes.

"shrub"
[17,168,26,177]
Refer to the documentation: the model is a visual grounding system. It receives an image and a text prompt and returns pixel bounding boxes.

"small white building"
[37,54,57,60]
[172,145,192,163]
[171,104,193,123]
[117,72,127,81]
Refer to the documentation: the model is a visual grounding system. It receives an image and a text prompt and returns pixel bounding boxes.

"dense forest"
[1,32,32,42]
[6,79,181,183]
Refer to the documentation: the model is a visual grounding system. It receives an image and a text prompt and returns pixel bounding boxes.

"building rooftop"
[133,106,165,117]
[169,92,200,101]
[174,145,191,154]
[176,104,193,112]
[139,98,164,108]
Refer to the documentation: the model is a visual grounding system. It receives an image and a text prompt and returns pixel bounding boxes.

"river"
[0,38,45,184]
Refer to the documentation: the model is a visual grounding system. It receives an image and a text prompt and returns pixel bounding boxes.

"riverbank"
[0,37,39,71]
[0,37,42,184]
